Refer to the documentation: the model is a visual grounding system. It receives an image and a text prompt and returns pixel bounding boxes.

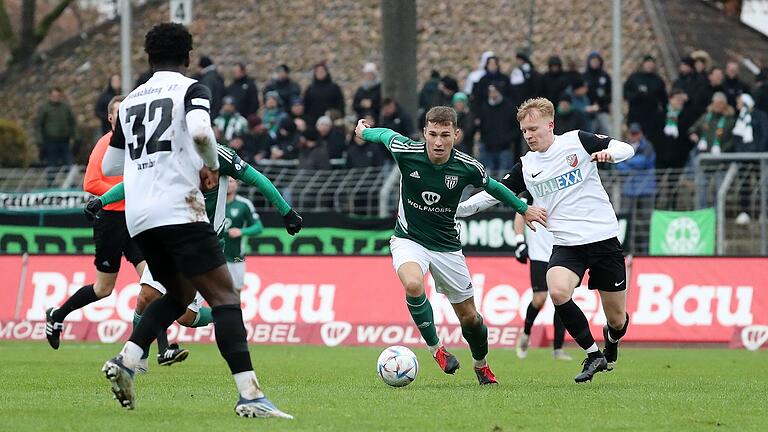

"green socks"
[191,307,213,327]
[406,294,440,347]
[461,314,489,361]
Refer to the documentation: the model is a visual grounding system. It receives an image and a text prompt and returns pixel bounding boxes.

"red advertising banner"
[1,256,766,348]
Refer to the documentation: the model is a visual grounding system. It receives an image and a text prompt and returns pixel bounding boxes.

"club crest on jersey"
[421,191,441,205]
[566,153,578,167]
[444,175,458,190]
[230,208,239,217]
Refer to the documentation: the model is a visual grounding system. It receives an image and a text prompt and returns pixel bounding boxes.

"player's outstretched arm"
[238,164,292,216]
[84,182,125,221]
[456,191,500,217]
[99,182,125,206]
[484,178,547,231]
[355,119,408,151]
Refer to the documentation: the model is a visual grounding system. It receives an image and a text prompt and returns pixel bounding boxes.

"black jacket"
[353,82,381,119]
[583,54,611,113]
[197,67,226,119]
[722,76,750,109]
[478,98,519,152]
[318,129,347,160]
[299,142,331,170]
[95,82,118,134]
[379,106,414,137]
[624,71,667,135]
[471,71,512,115]
[226,76,260,118]
[554,110,587,135]
[346,137,384,168]
[264,78,301,110]
[304,75,345,127]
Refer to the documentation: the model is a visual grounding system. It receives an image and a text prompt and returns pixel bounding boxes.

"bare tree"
[0,0,74,66]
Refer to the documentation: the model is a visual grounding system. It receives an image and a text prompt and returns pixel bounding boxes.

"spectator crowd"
[36,49,768,173]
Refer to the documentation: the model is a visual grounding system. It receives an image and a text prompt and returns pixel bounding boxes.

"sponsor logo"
[532,170,543,178]
[595,134,608,139]
[421,191,441,206]
[531,169,583,198]
[566,154,578,167]
[320,321,352,347]
[409,171,420,179]
[97,320,128,343]
[444,175,458,189]
[664,217,702,254]
[614,280,625,287]
[741,325,768,351]
[416,321,432,328]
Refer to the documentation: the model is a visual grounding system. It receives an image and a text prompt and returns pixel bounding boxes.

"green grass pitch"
[0,342,765,431]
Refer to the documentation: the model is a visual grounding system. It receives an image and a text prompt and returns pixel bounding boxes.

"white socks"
[427,343,442,356]
[119,341,144,370]
[233,371,264,400]
[586,343,599,354]
[472,357,487,368]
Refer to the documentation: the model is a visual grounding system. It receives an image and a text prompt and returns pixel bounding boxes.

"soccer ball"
[376,345,419,387]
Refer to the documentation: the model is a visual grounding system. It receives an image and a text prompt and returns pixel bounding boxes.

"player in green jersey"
[355,106,547,385]
[88,143,301,371]
[223,177,262,292]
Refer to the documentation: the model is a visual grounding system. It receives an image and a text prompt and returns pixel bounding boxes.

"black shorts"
[548,237,626,292]
[93,210,144,273]
[133,222,226,283]
[530,260,549,292]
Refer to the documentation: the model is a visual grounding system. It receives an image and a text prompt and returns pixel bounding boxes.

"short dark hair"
[670,87,686,97]
[425,106,457,128]
[144,23,193,68]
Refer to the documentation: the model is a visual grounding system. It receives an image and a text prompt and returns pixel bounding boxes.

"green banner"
[649,208,715,256]
[0,225,394,255]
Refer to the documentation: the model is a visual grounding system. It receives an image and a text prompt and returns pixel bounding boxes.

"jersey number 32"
[125,98,173,160]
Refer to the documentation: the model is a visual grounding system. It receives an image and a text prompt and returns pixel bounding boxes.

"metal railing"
[2,154,766,255]
[0,166,79,192]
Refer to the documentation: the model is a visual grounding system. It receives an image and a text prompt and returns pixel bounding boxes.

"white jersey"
[525,224,554,262]
[109,71,213,236]
[516,130,618,246]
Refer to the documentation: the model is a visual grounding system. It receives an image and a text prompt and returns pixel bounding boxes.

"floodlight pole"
[120,0,132,94]
[611,0,623,137]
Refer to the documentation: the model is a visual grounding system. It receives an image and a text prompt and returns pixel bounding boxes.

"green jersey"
[363,128,488,252]
[204,144,251,240]
[223,196,259,262]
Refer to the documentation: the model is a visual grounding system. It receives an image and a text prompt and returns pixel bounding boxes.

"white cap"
[362,62,378,74]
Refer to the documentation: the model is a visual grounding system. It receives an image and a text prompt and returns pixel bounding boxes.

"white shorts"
[227,261,246,289]
[390,236,474,304]
[139,266,205,313]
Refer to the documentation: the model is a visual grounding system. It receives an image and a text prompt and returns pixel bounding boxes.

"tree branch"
[34,0,73,44]
[0,0,16,45]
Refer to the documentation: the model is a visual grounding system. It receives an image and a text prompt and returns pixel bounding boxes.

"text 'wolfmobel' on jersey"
[106,71,213,237]
[501,130,632,246]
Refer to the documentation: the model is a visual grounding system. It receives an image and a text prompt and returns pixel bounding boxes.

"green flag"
[649,208,716,255]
